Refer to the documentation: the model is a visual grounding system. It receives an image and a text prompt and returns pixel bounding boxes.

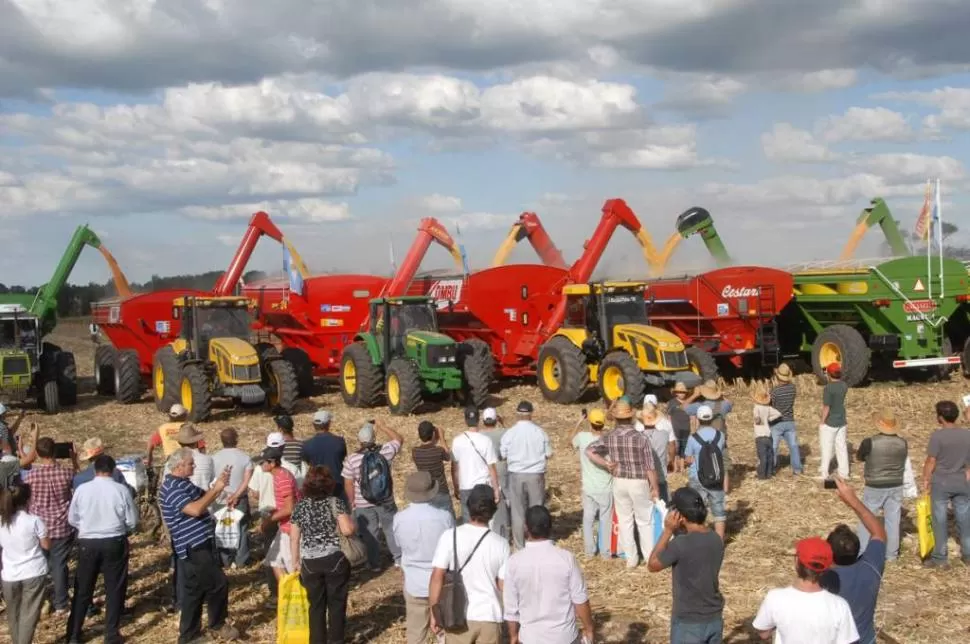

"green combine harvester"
[0,225,117,413]
[338,295,492,415]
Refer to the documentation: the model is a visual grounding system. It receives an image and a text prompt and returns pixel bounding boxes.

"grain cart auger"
[839,198,912,260]
[339,295,489,415]
[492,212,568,268]
[536,281,694,405]
[649,207,732,276]
[0,224,123,413]
[152,295,298,422]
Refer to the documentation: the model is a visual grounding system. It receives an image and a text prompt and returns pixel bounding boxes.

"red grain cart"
[644,266,794,378]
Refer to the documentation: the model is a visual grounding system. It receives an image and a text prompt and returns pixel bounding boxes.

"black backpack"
[694,430,725,490]
[358,445,393,505]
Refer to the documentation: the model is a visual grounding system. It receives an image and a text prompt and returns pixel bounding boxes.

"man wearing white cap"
[683,405,728,540]
[146,404,206,471]
[302,410,348,503]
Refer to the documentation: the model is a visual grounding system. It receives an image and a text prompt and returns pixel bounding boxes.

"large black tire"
[95,345,117,396]
[264,358,299,414]
[339,343,383,407]
[386,358,423,416]
[281,347,315,397]
[152,346,181,413]
[811,325,870,387]
[536,336,589,404]
[459,338,494,408]
[114,349,144,404]
[179,363,212,422]
[963,337,970,379]
[40,379,60,414]
[255,342,278,359]
[598,351,646,405]
[686,347,719,382]
[937,337,955,381]
[55,351,78,406]
[138,499,162,538]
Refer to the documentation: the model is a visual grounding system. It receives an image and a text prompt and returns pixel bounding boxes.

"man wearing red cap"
[819,362,850,480]
[753,536,858,643]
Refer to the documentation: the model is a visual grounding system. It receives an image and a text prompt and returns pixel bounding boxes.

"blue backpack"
[359,445,393,504]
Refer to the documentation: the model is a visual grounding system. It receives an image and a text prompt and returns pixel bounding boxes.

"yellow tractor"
[537,281,697,404]
[152,295,298,422]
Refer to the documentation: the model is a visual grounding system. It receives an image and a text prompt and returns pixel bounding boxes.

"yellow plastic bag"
[916,494,935,560]
[277,572,310,644]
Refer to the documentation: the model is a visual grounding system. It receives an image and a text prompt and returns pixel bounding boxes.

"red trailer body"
[644,266,794,369]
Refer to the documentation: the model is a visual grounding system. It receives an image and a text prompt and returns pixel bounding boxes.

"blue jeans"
[930,482,970,562]
[671,616,723,643]
[770,421,802,474]
[582,490,613,558]
[857,486,902,560]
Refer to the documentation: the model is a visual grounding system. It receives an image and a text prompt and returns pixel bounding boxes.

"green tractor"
[339,296,493,415]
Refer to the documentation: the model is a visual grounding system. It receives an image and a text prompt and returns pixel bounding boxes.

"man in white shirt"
[500,401,552,550]
[752,536,859,644]
[429,485,510,644]
[451,406,500,524]
[504,506,594,644]
[636,403,677,502]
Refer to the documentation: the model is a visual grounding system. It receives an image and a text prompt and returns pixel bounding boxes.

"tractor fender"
[352,333,383,365]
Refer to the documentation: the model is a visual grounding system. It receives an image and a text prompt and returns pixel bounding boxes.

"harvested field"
[13,319,970,643]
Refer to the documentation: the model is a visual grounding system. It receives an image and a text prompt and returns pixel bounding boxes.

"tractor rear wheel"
[281,347,315,397]
[40,379,60,414]
[598,351,646,405]
[459,338,494,408]
[537,336,589,404]
[339,343,383,408]
[386,358,423,416]
[180,363,212,422]
[811,325,870,387]
[255,343,278,359]
[114,349,143,404]
[264,358,299,414]
[686,347,719,382]
[153,346,180,413]
[55,351,78,406]
[95,345,117,396]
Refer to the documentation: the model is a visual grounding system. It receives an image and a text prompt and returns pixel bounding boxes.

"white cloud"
[701,173,927,209]
[777,69,858,93]
[182,200,351,222]
[818,107,914,143]
[656,74,746,117]
[848,153,966,183]
[761,123,836,163]
[419,194,464,213]
[876,87,970,131]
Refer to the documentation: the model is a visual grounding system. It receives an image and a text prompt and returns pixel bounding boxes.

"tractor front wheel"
[537,336,588,404]
[281,347,315,397]
[386,358,423,416]
[180,363,212,422]
[264,358,299,414]
[95,345,117,396]
[339,343,383,408]
[686,347,719,382]
[459,338,494,408]
[55,351,78,406]
[153,346,180,413]
[114,349,144,404]
[598,351,646,405]
[811,325,870,387]
[40,379,60,414]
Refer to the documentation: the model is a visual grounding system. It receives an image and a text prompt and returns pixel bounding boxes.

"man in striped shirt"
[160,448,240,643]
[770,363,803,475]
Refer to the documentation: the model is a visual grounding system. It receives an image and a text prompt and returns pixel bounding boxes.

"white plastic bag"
[213,507,245,550]
[652,499,668,546]
[903,457,918,500]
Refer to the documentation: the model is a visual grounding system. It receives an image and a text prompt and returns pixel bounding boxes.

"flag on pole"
[389,240,397,273]
[935,178,944,297]
[283,241,305,296]
[455,223,470,275]
[914,180,932,241]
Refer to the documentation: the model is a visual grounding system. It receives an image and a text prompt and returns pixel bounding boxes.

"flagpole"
[926,179,933,300]
[937,178,944,298]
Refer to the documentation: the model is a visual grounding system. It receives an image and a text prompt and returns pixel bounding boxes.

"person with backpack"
[341,420,404,572]
[683,405,728,540]
[687,383,733,494]
[428,484,510,643]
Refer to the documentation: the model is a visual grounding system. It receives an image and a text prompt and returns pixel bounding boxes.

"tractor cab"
[0,305,40,396]
[173,296,255,363]
[369,296,455,365]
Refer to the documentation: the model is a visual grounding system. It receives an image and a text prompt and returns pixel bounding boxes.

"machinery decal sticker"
[903,300,936,313]
[913,279,925,291]
[429,279,463,309]
[109,306,121,323]
[716,303,729,317]
[320,304,352,313]
[504,308,517,321]
[321,318,343,327]
[721,285,760,298]
[155,321,170,334]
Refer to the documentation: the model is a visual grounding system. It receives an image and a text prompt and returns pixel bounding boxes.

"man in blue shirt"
[821,477,888,644]
[160,448,240,643]
[301,409,348,501]
[683,405,728,540]
[72,437,131,494]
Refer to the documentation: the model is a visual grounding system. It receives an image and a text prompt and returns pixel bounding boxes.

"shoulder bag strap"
[452,525,459,573]
[464,432,489,466]
[458,529,491,574]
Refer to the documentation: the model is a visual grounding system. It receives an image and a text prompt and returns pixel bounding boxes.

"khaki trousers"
[445,620,502,644]
[405,591,445,644]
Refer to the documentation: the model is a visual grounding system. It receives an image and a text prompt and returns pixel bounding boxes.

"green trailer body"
[778,256,968,385]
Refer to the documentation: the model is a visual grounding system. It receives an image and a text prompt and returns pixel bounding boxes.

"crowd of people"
[0,360,968,643]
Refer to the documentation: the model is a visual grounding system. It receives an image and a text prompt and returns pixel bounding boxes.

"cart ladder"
[757,283,780,366]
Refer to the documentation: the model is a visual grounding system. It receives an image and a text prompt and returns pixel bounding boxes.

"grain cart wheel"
[40,379,60,414]
[180,363,212,422]
[264,358,299,414]
[138,499,162,536]
[55,351,78,406]
[537,336,589,404]
[936,337,955,381]
[281,347,315,397]
[459,338,494,408]
[686,347,719,382]
[114,349,143,404]
[255,342,278,359]
[152,346,180,413]
[811,325,870,387]
[598,351,646,405]
[339,343,383,408]
[386,358,423,416]
[962,337,970,379]
[95,345,117,396]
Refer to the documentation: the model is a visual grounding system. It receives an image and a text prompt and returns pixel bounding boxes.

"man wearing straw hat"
[769,363,803,476]
[637,402,676,503]
[585,399,660,568]
[667,382,693,473]
[71,438,129,492]
[854,409,908,561]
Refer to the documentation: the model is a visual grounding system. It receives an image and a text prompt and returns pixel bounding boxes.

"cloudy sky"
[3,0,970,287]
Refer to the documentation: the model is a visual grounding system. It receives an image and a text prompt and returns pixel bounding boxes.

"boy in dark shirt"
[412,420,453,517]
